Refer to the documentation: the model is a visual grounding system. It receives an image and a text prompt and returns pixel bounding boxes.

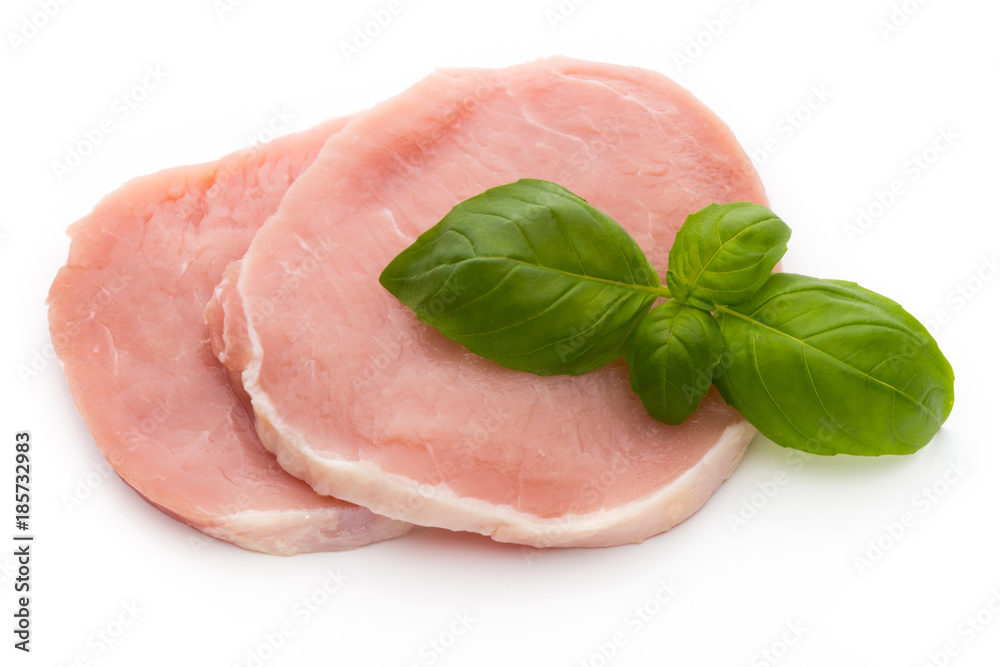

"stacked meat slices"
[46,117,411,555]
[49,57,768,554]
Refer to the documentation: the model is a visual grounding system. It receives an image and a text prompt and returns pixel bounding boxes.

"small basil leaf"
[714,274,955,456]
[666,202,791,310]
[626,300,723,425]
[379,179,662,375]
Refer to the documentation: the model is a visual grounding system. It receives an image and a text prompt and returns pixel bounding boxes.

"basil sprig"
[380,179,661,375]
[713,275,955,455]
[625,300,723,425]
[380,179,954,456]
[666,202,790,310]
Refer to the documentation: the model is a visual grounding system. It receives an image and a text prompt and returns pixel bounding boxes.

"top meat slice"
[47,117,411,555]
[209,57,768,547]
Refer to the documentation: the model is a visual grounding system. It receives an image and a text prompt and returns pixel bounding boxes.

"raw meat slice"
[211,57,767,547]
[48,117,412,555]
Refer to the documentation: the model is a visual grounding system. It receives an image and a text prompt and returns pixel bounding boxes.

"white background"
[3,0,999,665]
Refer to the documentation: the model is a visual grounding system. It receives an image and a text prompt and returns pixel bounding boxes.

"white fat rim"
[203,507,412,556]
[236,269,754,548]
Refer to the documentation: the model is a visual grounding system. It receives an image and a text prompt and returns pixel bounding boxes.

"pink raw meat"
[48,117,411,555]
[210,57,767,547]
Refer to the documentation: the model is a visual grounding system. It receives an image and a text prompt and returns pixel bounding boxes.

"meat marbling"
[48,117,412,555]
[210,57,768,548]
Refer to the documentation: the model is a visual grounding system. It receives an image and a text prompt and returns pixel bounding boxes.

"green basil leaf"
[626,300,723,425]
[379,179,662,375]
[666,202,791,310]
[714,274,955,456]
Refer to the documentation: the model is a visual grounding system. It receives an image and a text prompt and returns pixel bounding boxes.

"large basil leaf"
[666,202,791,310]
[626,300,723,425]
[714,274,955,456]
[379,179,662,375]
